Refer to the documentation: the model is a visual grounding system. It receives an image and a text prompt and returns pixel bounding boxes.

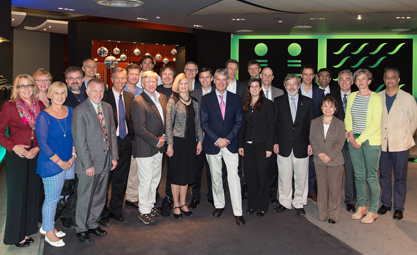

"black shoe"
[295,208,306,216]
[99,217,111,227]
[76,232,91,244]
[241,192,248,201]
[272,205,288,213]
[26,237,34,243]
[235,216,245,226]
[88,227,107,237]
[270,198,279,205]
[346,204,357,212]
[256,211,265,217]
[180,205,193,216]
[15,240,30,247]
[109,213,128,222]
[188,199,200,209]
[208,199,214,207]
[328,219,336,224]
[393,210,403,220]
[125,200,138,208]
[60,217,75,229]
[212,208,224,217]
[377,205,391,215]
[246,208,255,214]
[173,207,183,219]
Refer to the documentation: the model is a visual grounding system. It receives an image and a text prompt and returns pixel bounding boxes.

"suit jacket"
[200,90,243,154]
[194,80,202,90]
[236,80,247,100]
[131,91,167,157]
[102,89,135,140]
[299,85,324,117]
[270,86,284,102]
[329,87,346,121]
[309,116,345,166]
[189,86,214,110]
[64,87,87,108]
[274,94,315,158]
[72,99,118,175]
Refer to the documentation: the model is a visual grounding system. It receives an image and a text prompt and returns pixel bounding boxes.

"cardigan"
[344,91,383,146]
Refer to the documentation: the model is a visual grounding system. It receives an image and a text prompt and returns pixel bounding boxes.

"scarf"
[15,95,41,129]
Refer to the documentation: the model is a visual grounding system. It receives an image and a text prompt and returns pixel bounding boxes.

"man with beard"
[135,55,162,88]
[64,66,88,108]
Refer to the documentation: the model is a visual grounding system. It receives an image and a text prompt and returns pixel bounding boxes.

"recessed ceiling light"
[193,25,203,28]
[49,26,51,28]
[391,28,410,32]
[156,16,160,19]
[69,9,74,11]
[294,25,312,29]
[310,17,325,20]
[94,0,144,7]
[58,7,63,10]
[231,18,245,21]
[137,17,148,20]
[12,18,14,21]
[43,28,46,30]
[236,29,253,32]
[357,15,362,20]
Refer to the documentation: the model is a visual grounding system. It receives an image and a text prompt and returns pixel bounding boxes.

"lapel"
[106,90,118,126]
[282,94,292,122]
[294,94,305,124]
[317,116,325,141]
[85,99,102,128]
[142,91,163,125]
[123,92,132,119]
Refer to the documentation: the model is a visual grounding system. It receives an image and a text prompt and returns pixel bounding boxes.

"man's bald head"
[260,67,274,89]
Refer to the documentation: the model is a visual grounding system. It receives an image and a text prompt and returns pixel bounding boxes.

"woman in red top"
[0,74,45,247]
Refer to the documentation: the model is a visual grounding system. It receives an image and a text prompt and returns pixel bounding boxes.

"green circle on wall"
[288,43,302,56]
[254,43,268,56]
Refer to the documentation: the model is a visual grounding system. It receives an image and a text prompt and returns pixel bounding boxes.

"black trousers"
[268,152,278,200]
[190,151,213,201]
[102,136,132,217]
[4,151,40,244]
[244,142,271,212]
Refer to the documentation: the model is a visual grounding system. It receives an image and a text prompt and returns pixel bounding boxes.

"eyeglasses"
[67,77,82,81]
[319,74,330,78]
[17,84,35,89]
[185,68,198,72]
[35,79,51,83]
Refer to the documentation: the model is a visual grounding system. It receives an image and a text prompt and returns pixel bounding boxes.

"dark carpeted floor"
[44,159,360,255]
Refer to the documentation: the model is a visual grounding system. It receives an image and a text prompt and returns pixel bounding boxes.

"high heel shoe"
[15,240,30,247]
[45,235,65,247]
[180,205,193,216]
[351,207,367,220]
[39,226,66,238]
[173,207,183,219]
[361,212,378,224]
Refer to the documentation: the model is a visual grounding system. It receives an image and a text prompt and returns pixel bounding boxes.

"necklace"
[57,118,67,137]
[179,94,191,103]
[323,117,332,125]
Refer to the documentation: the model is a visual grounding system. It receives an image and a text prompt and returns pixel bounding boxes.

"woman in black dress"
[166,73,203,219]
[238,78,275,216]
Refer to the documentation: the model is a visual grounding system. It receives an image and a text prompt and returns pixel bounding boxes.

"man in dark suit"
[185,61,202,90]
[272,74,315,216]
[318,68,339,96]
[188,67,214,209]
[200,68,245,226]
[64,66,88,109]
[225,59,246,100]
[72,78,118,243]
[330,69,357,213]
[131,71,167,225]
[299,64,324,202]
[99,67,135,227]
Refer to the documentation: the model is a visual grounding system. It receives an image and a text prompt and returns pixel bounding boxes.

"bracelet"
[198,141,203,145]
[55,158,61,164]
[72,152,77,158]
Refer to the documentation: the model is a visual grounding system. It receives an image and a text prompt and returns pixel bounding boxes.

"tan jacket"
[379,89,417,152]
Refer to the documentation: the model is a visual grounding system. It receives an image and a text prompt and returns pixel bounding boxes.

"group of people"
[1,55,416,248]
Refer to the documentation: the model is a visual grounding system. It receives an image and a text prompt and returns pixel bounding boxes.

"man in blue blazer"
[200,68,245,226]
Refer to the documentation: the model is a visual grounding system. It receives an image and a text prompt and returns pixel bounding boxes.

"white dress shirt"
[227,79,237,94]
[112,88,128,137]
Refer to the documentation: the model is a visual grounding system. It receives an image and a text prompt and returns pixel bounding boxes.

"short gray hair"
[384,67,400,79]
[214,68,229,80]
[87,78,104,92]
[141,71,158,84]
[338,70,353,80]
[283,74,301,87]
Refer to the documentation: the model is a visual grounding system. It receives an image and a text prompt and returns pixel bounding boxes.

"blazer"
[309,116,345,167]
[64,87,87,108]
[329,88,346,121]
[270,86,284,102]
[0,101,45,152]
[194,80,202,90]
[236,80,247,100]
[166,96,203,145]
[71,99,118,174]
[239,99,275,152]
[131,91,167,157]
[299,85,324,117]
[200,90,243,154]
[102,89,135,140]
[274,94,315,158]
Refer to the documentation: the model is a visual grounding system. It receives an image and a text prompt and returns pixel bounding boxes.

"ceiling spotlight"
[94,0,144,7]
[43,28,46,30]
[49,26,51,28]
[357,15,362,20]
[156,16,160,19]
[310,17,325,20]
[193,25,203,28]
[58,7,63,10]
[391,28,410,32]
[278,20,283,23]
[236,29,253,32]
[407,16,411,19]
[294,25,312,29]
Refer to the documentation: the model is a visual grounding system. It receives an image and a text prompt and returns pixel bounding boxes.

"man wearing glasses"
[184,61,202,90]
[64,66,88,108]
[317,68,339,96]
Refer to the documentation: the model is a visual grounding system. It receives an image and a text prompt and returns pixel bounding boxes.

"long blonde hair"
[10,74,39,102]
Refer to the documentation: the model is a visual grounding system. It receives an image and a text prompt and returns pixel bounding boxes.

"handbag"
[161,195,172,217]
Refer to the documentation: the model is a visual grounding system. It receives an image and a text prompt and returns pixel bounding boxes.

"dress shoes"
[360,212,377,224]
[393,210,403,220]
[125,200,139,208]
[377,205,391,215]
[272,205,288,213]
[212,208,224,217]
[246,208,255,214]
[235,216,245,226]
[180,205,193,216]
[15,240,30,247]
[60,217,75,229]
[328,219,336,224]
[109,213,128,222]
[256,211,265,217]
[295,208,306,216]
[346,204,357,213]
[88,227,107,237]
[270,198,279,205]
[99,217,111,227]
[188,199,200,209]
[40,226,66,238]
[45,235,65,247]
[26,237,34,243]
[76,232,91,244]
[308,193,317,202]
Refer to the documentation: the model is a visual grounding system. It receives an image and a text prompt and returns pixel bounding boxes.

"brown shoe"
[138,213,157,225]
[308,193,317,202]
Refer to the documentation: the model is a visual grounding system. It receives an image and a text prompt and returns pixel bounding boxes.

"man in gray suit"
[72,78,118,243]
[131,71,167,225]
[260,67,284,204]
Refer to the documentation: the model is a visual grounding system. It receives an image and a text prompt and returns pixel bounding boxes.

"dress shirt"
[89,99,103,117]
[143,90,164,125]
[227,79,237,94]
[112,88,128,137]
[192,80,196,90]
[319,85,330,95]
[136,71,162,89]
[300,83,313,98]
[202,87,212,95]
[263,87,272,101]
[288,93,299,115]
[340,90,351,99]
[124,84,143,98]
[216,90,227,106]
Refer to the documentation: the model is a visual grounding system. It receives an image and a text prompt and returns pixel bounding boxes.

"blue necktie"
[343,94,347,112]
[119,94,126,139]
[266,90,269,100]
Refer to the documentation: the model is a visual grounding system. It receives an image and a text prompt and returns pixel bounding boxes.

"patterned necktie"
[290,97,296,123]
[343,94,347,112]
[219,95,225,120]
[266,90,269,100]
[118,94,126,139]
[97,105,109,153]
